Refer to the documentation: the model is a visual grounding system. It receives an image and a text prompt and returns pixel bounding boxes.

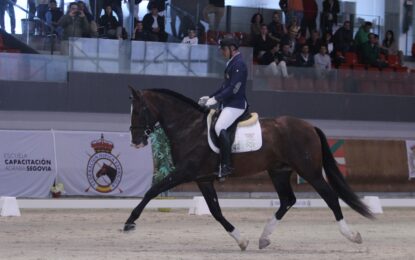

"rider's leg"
[214,107,244,177]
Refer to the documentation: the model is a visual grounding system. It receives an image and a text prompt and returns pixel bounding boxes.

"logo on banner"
[86,134,123,193]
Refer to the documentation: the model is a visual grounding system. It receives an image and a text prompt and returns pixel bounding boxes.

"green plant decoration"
[150,126,175,185]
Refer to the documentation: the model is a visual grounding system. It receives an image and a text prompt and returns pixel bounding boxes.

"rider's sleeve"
[213,64,246,102]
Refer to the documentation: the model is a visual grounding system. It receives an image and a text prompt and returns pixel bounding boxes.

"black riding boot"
[218,129,233,178]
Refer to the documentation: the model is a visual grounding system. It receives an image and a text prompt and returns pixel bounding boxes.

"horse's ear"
[128,85,141,100]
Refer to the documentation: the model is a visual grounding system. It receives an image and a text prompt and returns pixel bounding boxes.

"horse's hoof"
[238,239,249,251]
[352,232,362,244]
[123,223,136,232]
[259,237,271,249]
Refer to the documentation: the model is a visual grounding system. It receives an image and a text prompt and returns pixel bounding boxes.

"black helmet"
[220,37,239,49]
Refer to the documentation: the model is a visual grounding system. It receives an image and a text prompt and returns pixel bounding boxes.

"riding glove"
[198,96,209,106]
[205,97,217,107]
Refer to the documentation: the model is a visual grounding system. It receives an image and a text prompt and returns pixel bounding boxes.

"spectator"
[301,0,318,38]
[98,5,122,39]
[333,21,354,54]
[181,28,198,45]
[321,0,339,36]
[259,43,289,78]
[361,33,388,69]
[282,18,302,54]
[103,0,123,26]
[133,20,147,40]
[0,0,16,34]
[286,0,304,26]
[354,21,372,59]
[295,44,314,67]
[28,0,36,21]
[45,0,63,36]
[314,45,331,78]
[202,0,225,31]
[147,0,167,13]
[253,24,276,60]
[57,2,90,40]
[381,30,404,65]
[280,42,297,66]
[321,31,334,55]
[306,30,322,54]
[268,11,286,43]
[133,0,142,20]
[77,1,97,37]
[250,13,263,39]
[37,0,49,21]
[142,4,167,42]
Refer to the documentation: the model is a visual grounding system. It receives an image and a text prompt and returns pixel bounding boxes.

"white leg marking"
[338,219,362,244]
[259,216,280,249]
[229,228,249,251]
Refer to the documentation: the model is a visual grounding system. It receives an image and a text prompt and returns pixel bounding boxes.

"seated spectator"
[98,5,122,39]
[333,21,354,54]
[361,33,388,69]
[77,1,97,37]
[314,45,331,78]
[142,4,168,42]
[306,30,322,55]
[45,0,63,36]
[181,28,198,45]
[57,2,90,40]
[133,20,148,40]
[268,11,286,43]
[321,31,334,55]
[282,21,301,53]
[287,17,301,40]
[280,42,297,66]
[295,44,314,67]
[259,43,290,78]
[253,24,276,60]
[381,30,404,65]
[250,13,264,39]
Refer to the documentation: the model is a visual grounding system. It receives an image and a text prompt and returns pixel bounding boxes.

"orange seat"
[344,52,358,65]
[387,55,400,67]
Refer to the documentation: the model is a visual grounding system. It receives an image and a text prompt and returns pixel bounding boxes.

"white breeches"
[215,106,245,136]
[265,61,288,77]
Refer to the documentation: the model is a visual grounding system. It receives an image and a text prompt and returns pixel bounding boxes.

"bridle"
[130,96,159,141]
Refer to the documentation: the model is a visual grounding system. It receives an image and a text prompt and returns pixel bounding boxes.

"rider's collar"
[226,51,240,67]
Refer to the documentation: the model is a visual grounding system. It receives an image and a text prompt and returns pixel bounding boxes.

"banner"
[0,130,57,197]
[406,140,415,179]
[54,131,153,196]
[298,139,347,184]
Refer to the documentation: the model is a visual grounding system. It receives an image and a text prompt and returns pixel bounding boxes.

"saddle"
[207,109,262,154]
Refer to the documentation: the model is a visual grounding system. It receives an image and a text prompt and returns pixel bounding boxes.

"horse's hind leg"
[303,173,362,244]
[197,180,249,251]
[259,168,296,249]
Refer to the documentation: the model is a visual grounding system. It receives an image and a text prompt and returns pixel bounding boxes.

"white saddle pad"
[207,110,262,154]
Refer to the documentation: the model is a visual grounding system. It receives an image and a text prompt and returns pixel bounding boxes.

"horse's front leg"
[196,180,249,251]
[123,173,185,232]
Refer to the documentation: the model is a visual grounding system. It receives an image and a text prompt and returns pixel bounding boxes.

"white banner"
[406,140,415,179]
[54,131,153,196]
[0,130,57,197]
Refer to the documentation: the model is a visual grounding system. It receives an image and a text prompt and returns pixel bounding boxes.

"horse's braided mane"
[147,88,208,113]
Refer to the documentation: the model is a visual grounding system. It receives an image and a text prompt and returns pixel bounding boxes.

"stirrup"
[217,165,233,181]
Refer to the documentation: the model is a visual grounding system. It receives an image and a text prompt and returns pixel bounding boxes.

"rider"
[199,37,249,178]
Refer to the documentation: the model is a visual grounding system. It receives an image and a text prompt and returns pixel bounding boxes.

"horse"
[96,163,117,184]
[124,87,374,250]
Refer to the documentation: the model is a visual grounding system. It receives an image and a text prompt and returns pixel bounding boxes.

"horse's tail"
[314,127,374,219]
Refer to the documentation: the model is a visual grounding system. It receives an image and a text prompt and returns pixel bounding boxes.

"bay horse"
[125,87,373,250]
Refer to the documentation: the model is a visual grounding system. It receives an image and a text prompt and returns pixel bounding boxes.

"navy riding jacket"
[209,53,248,109]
